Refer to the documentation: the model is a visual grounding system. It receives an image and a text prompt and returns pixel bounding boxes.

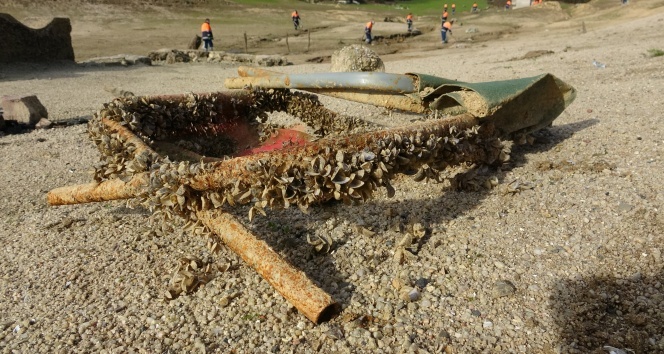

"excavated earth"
[1,1,664,353]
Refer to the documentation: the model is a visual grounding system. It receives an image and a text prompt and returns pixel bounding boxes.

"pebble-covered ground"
[1,3,663,354]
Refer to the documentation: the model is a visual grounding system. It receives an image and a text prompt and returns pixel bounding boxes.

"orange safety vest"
[473,3,478,7]
[292,11,299,18]
[506,0,511,5]
[443,21,452,31]
[366,22,373,30]
[444,4,448,9]
[406,14,413,21]
[443,11,449,18]
[201,22,211,32]
[451,4,456,8]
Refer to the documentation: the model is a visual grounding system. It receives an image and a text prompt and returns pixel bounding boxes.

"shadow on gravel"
[550,271,664,353]
[0,116,90,136]
[364,118,600,234]
[0,62,152,82]
[231,118,601,316]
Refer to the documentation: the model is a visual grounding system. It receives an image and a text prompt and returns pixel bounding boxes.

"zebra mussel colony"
[87,89,511,231]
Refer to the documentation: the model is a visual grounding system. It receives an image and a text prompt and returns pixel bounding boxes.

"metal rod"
[225,72,418,94]
[198,209,341,323]
[189,114,482,192]
[46,114,482,205]
[235,67,425,112]
[305,89,426,113]
[47,173,149,206]
[101,117,155,157]
[237,66,279,77]
[286,33,290,53]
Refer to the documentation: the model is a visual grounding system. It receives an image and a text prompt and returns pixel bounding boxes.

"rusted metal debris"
[47,68,576,323]
[198,209,340,323]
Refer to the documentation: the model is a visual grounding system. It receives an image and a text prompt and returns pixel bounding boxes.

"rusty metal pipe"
[46,114,482,205]
[47,173,149,206]
[236,66,425,112]
[197,209,341,323]
[225,72,418,94]
[237,66,280,77]
[305,89,426,113]
[101,117,155,156]
[189,114,482,192]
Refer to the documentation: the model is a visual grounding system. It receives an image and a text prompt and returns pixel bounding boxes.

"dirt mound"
[0,13,75,63]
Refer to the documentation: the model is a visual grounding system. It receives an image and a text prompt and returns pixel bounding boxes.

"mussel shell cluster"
[88,89,510,226]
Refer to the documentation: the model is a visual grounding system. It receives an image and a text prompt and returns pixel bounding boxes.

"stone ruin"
[0,13,75,63]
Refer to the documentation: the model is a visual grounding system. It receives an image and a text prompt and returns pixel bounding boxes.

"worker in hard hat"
[291,10,301,30]
[472,2,478,12]
[441,19,454,44]
[406,13,413,32]
[201,18,214,52]
[365,20,375,44]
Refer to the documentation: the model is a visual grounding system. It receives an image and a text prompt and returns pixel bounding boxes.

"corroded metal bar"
[47,173,149,206]
[237,66,278,77]
[225,72,418,94]
[236,66,425,112]
[305,89,426,113]
[47,114,482,205]
[101,117,155,156]
[197,209,341,324]
[189,114,482,191]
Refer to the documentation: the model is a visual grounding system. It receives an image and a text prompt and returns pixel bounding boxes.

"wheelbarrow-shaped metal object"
[47,68,576,323]
[227,66,576,138]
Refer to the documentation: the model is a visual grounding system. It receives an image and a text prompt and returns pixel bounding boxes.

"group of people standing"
[201,3,501,52]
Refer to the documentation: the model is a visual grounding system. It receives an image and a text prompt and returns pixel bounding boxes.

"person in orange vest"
[442,11,449,23]
[291,10,301,30]
[505,0,512,10]
[201,18,214,52]
[443,3,448,12]
[365,20,375,44]
[472,2,478,12]
[451,3,456,14]
[441,19,453,44]
[406,13,413,32]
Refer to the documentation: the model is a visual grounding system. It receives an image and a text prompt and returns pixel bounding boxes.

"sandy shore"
[1,1,663,353]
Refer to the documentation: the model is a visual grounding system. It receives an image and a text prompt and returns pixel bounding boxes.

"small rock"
[1,94,48,126]
[401,287,420,302]
[617,201,632,212]
[392,277,407,290]
[166,50,190,64]
[483,321,493,329]
[254,55,290,67]
[325,325,344,340]
[415,278,429,288]
[35,118,52,129]
[602,346,628,354]
[492,280,516,298]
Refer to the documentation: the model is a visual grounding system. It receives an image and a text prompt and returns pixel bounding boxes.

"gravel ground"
[1,3,664,354]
